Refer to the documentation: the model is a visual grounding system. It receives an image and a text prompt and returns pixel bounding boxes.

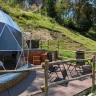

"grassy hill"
[0,3,96,58]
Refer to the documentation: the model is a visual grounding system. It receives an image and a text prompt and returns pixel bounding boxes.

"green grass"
[0,2,96,58]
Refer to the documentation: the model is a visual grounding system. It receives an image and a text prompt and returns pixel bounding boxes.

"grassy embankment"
[0,3,96,58]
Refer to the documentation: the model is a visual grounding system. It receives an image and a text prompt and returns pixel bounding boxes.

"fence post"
[44,60,49,96]
[58,40,59,55]
[48,40,49,50]
[41,41,42,49]
[30,33,32,49]
[92,55,95,92]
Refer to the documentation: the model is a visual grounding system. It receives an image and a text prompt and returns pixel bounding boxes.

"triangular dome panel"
[15,52,26,69]
[0,11,6,23]
[0,25,22,51]
[0,10,21,31]
[0,22,5,36]
[7,25,22,48]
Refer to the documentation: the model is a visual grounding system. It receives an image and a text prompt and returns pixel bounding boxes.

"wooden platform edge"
[0,71,29,92]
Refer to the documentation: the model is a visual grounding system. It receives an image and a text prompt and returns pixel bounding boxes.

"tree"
[55,0,71,23]
[46,0,56,18]
[71,0,94,32]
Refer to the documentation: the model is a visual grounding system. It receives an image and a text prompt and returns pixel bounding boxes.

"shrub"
[63,18,76,30]
[75,18,93,34]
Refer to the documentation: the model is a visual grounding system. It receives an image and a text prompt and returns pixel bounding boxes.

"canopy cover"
[0,10,22,51]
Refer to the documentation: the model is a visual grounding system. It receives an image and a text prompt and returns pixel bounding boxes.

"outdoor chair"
[48,65,59,78]
[75,59,92,75]
[66,60,92,77]
[65,62,80,77]
[47,52,68,80]
[79,62,92,74]
[47,52,59,78]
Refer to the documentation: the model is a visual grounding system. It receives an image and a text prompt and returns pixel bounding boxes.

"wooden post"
[58,40,59,55]
[41,41,42,49]
[92,55,95,92]
[30,33,32,49]
[48,40,49,50]
[44,60,49,96]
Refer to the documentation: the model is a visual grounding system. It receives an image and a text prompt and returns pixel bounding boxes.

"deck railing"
[0,56,95,96]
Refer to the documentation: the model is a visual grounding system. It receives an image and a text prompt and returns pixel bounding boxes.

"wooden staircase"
[33,56,41,65]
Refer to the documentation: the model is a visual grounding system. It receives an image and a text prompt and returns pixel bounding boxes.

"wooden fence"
[39,40,96,55]
[0,56,95,96]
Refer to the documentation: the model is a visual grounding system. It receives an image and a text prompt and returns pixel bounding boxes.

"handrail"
[0,66,43,74]
[40,73,92,90]
[48,58,92,66]
[0,58,91,74]
[62,50,96,53]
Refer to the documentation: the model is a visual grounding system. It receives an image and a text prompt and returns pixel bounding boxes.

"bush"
[92,24,96,31]
[63,18,76,30]
[75,18,93,33]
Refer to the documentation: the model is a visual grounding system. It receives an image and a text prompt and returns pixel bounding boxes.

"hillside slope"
[0,3,96,52]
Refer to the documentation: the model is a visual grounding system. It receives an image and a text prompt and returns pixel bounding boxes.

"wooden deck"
[0,64,95,96]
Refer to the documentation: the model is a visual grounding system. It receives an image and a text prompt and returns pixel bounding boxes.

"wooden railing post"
[48,40,49,50]
[41,41,42,49]
[92,55,95,92]
[44,60,49,96]
[30,33,32,49]
[58,40,59,55]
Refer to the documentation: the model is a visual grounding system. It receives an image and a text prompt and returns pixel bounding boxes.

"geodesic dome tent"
[0,10,28,70]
